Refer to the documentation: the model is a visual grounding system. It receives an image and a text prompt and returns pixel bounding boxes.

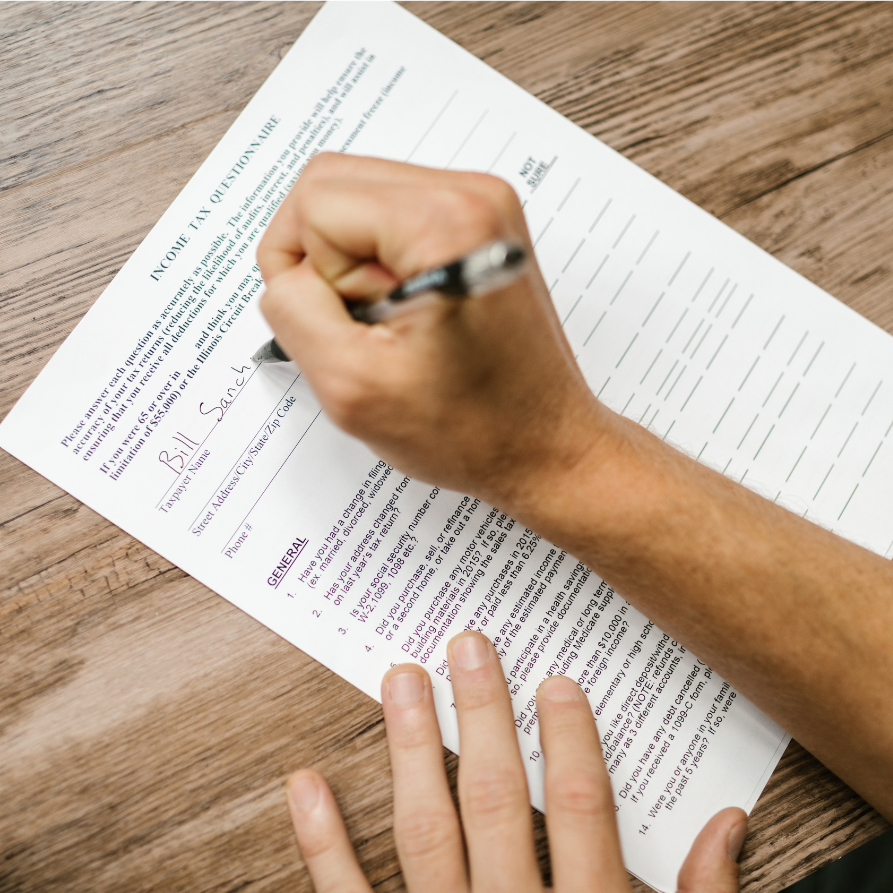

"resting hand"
[285,631,747,893]
[257,154,604,510]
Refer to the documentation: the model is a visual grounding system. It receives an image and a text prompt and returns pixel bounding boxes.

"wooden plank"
[1,4,891,892]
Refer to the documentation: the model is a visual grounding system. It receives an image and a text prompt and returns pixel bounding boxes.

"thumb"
[677,806,748,893]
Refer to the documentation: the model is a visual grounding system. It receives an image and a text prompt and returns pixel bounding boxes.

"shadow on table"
[783,829,893,892]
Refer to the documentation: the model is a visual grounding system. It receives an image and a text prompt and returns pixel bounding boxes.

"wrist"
[491,395,626,544]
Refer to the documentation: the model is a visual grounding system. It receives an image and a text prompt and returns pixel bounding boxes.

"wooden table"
[2,3,891,891]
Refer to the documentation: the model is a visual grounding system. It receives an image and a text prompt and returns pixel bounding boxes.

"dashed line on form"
[486,131,516,173]
[557,177,581,212]
[668,252,690,287]
[407,90,457,161]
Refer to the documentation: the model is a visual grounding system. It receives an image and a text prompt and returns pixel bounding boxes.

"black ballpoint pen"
[250,239,527,364]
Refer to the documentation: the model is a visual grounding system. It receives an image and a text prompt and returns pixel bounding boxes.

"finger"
[536,675,630,893]
[260,255,354,342]
[382,665,468,893]
[258,154,526,285]
[677,807,747,893]
[448,631,541,893]
[285,770,373,893]
[284,180,508,285]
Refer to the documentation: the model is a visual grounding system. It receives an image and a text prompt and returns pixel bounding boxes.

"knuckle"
[474,172,521,214]
[303,151,340,179]
[547,770,610,820]
[462,767,528,826]
[298,828,340,860]
[395,808,457,860]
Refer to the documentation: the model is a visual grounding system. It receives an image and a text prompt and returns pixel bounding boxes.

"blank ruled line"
[786,446,807,482]
[648,407,660,429]
[597,376,611,398]
[706,334,728,370]
[681,376,703,412]
[835,362,856,398]
[407,90,458,161]
[739,356,760,392]
[814,465,833,500]
[754,424,775,461]
[862,380,882,415]
[549,278,559,293]
[613,214,635,249]
[669,252,690,287]
[811,404,832,439]
[486,131,516,173]
[716,282,737,318]
[838,484,858,519]
[557,177,581,212]
[682,319,704,355]
[662,419,676,442]
[708,278,729,313]
[863,441,883,477]
[621,392,636,415]
[697,441,708,460]
[732,293,753,329]
[611,270,633,304]
[561,294,583,327]
[838,422,858,457]
[587,255,609,289]
[740,468,749,484]
[713,397,735,434]
[642,291,665,326]
[221,410,322,550]
[534,217,554,247]
[763,372,783,408]
[666,308,688,343]
[637,230,659,265]
[657,359,678,396]
[764,315,785,351]
[788,331,808,366]
[803,341,824,377]
[640,349,662,385]
[692,268,713,303]
[445,109,488,168]
[722,457,733,475]
[887,417,893,438]
[638,402,652,424]
[779,382,800,418]
[562,238,586,273]
[583,310,607,347]
[738,413,758,450]
[589,198,612,233]
[691,323,712,359]
[664,365,687,401]
[616,332,638,368]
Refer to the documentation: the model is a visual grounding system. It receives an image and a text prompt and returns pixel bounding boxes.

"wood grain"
[1,4,891,892]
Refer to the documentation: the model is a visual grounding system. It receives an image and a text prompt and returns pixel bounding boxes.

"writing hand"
[257,153,604,510]
[285,632,747,893]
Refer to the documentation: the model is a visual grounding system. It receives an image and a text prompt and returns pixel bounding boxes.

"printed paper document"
[4,4,893,890]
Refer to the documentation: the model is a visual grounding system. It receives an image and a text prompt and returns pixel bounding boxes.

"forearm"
[502,403,893,819]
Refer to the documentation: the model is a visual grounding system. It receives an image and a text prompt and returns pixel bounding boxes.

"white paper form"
[3,4,893,890]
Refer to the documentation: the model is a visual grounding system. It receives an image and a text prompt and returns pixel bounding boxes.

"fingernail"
[727,819,748,861]
[451,634,490,670]
[539,675,584,702]
[288,773,320,814]
[388,671,424,706]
